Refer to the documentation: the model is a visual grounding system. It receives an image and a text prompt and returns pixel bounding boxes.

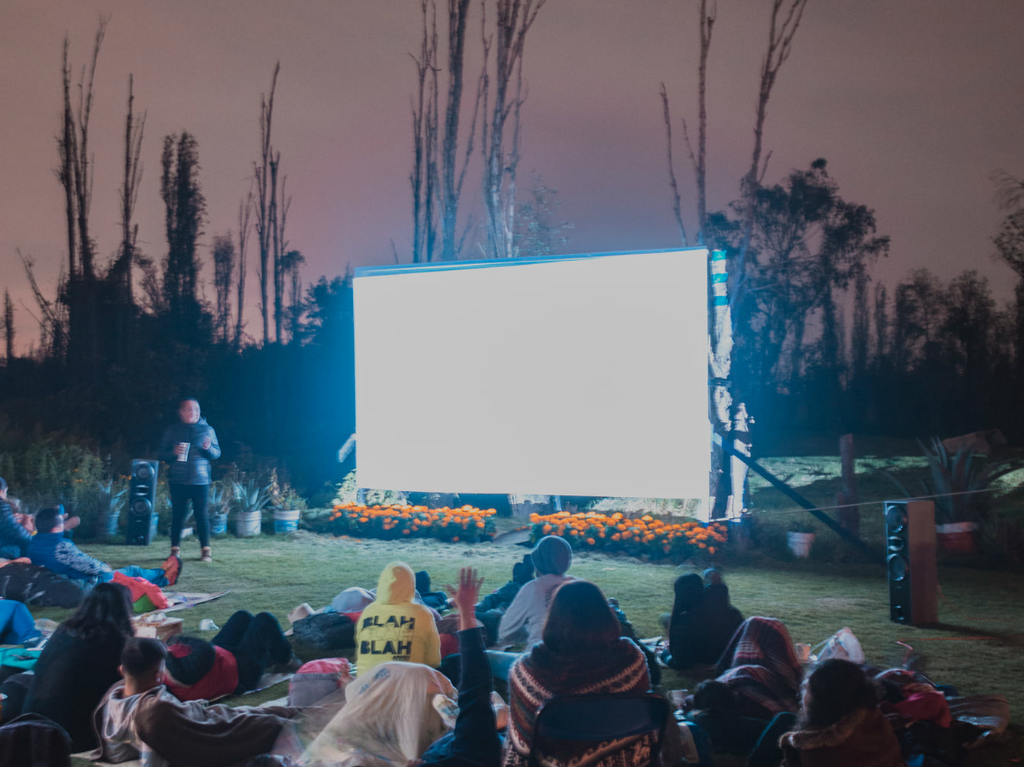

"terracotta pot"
[936,521,978,554]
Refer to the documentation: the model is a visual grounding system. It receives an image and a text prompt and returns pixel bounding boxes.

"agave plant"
[885,437,1015,524]
[233,479,273,515]
[97,478,128,515]
[207,480,232,515]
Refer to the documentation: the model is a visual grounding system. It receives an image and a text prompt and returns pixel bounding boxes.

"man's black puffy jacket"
[158,417,221,485]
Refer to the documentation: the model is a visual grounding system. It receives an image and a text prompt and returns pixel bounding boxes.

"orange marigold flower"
[586,537,596,545]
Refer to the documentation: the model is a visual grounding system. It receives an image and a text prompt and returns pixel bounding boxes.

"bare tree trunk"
[269,153,280,343]
[694,0,714,244]
[439,0,477,261]
[73,18,107,284]
[116,73,145,305]
[255,62,280,345]
[658,83,688,246]
[481,0,546,259]
[234,189,253,348]
[410,0,440,263]
[59,38,77,283]
[3,290,13,362]
[837,433,860,534]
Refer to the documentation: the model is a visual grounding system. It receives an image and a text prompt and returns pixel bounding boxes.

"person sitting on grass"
[775,658,902,767]
[355,560,441,677]
[22,582,135,752]
[92,636,303,767]
[0,476,32,560]
[504,580,652,767]
[28,506,181,590]
[663,569,744,670]
[163,610,299,701]
[474,554,534,645]
[496,535,573,648]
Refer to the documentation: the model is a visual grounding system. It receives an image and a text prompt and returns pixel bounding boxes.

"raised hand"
[445,566,484,632]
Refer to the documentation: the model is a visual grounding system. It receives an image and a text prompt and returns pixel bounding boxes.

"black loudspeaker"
[125,459,158,546]
[885,500,937,625]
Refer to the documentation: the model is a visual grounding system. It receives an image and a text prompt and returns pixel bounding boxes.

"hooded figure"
[355,562,441,676]
[666,573,705,669]
[497,536,574,647]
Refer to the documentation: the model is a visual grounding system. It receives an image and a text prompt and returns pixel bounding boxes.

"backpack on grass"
[291,613,355,650]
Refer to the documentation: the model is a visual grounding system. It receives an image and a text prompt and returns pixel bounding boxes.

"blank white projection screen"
[353,249,709,498]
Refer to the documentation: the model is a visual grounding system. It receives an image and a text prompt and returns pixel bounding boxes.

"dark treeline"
[0,273,354,493]
[710,159,1024,447]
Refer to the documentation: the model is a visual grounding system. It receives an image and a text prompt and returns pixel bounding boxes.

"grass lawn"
[49,529,1024,765]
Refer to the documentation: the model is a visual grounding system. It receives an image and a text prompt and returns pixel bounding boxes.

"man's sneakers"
[161,553,183,587]
[200,546,213,563]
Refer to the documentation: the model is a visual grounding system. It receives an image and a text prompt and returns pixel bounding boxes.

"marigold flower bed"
[326,503,498,543]
[529,510,727,560]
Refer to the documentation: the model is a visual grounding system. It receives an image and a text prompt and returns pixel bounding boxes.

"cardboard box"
[133,616,184,642]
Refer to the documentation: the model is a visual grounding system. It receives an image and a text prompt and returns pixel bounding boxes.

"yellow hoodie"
[355,561,441,676]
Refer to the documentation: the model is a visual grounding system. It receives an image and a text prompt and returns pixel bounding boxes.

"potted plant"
[207,480,232,536]
[786,520,815,558]
[271,486,307,535]
[232,479,272,537]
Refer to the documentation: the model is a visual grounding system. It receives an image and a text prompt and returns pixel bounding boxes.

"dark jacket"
[0,500,32,559]
[159,417,221,485]
[23,623,128,751]
[780,707,904,767]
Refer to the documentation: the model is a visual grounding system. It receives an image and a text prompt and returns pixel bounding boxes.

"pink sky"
[1,1,1022,352]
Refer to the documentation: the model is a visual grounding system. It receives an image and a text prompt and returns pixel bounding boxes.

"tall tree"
[211,234,236,344]
[112,73,145,304]
[235,188,253,347]
[254,63,280,344]
[282,249,306,343]
[2,291,13,362]
[410,0,440,263]
[481,0,547,259]
[160,132,206,326]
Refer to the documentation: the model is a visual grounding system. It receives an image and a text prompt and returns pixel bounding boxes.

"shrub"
[322,503,497,543]
[527,511,728,561]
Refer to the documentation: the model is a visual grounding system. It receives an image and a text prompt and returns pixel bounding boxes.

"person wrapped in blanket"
[683,616,805,758]
[28,506,181,592]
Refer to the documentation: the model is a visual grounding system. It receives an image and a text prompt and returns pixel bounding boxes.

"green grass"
[50,529,1023,764]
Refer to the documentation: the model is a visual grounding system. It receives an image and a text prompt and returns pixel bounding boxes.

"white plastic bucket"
[787,531,815,558]
[234,511,262,538]
[273,509,301,534]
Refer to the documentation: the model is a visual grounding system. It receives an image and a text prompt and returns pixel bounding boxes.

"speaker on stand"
[885,500,937,625]
[126,459,158,546]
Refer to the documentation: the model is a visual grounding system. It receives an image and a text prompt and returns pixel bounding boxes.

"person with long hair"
[23,582,135,751]
[778,658,902,766]
[503,580,652,767]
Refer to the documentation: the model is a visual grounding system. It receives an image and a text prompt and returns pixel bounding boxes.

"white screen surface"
[353,248,709,498]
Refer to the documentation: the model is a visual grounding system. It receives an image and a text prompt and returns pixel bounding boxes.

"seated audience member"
[701,569,744,660]
[475,555,534,644]
[707,616,804,721]
[92,637,302,767]
[496,536,573,648]
[0,477,32,559]
[419,566,502,767]
[777,658,902,767]
[28,506,181,589]
[300,660,456,766]
[164,610,297,701]
[415,569,450,611]
[0,598,40,645]
[664,573,705,669]
[356,561,441,676]
[504,580,652,767]
[23,582,135,751]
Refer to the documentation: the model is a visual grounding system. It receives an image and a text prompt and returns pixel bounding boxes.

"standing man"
[159,398,220,562]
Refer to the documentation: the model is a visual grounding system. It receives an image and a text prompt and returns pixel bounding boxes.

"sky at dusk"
[1,1,1022,352]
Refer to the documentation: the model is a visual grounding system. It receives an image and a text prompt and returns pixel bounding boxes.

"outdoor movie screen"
[353,247,709,499]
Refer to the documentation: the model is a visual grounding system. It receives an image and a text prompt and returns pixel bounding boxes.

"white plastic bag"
[814,627,865,664]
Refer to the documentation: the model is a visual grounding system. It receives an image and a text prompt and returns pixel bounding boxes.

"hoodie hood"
[376,561,416,604]
[780,707,903,766]
[92,682,170,767]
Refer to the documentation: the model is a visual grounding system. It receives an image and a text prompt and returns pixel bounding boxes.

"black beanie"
[164,636,216,686]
